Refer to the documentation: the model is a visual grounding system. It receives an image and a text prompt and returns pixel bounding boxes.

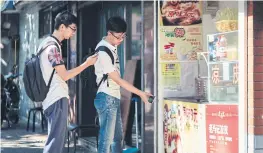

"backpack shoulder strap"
[96,46,114,65]
[37,40,60,88]
[95,46,115,88]
[37,41,60,56]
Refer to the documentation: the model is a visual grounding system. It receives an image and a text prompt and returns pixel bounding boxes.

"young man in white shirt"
[40,11,97,153]
[94,16,152,153]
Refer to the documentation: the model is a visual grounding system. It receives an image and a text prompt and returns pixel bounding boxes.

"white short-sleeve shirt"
[94,37,121,99]
[39,36,69,110]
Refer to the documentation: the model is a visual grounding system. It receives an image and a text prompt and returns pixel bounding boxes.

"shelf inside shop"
[208,60,238,64]
[159,60,198,63]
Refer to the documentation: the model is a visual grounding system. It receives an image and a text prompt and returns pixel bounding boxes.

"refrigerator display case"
[207,31,239,103]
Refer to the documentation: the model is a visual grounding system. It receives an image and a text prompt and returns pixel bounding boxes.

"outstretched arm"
[108,71,152,103]
[47,46,97,81]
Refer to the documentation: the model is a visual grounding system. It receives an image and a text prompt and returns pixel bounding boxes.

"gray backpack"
[23,41,59,102]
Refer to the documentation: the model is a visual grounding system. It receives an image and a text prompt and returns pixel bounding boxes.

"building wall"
[1,14,19,75]
[248,1,263,152]
[18,2,46,120]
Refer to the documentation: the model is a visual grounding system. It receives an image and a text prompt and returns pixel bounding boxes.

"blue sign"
[1,0,15,12]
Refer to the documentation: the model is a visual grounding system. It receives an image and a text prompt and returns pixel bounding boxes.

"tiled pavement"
[1,118,138,153]
[0,119,96,153]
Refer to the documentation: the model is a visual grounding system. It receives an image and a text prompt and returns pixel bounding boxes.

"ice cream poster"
[159,26,202,62]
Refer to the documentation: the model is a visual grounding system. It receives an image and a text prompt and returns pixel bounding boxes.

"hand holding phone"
[140,92,154,104]
[85,53,98,66]
[148,95,155,103]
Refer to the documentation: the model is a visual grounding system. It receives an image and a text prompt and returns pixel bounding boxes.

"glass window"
[203,1,239,103]
[39,7,52,38]
[158,1,239,103]
[131,3,142,60]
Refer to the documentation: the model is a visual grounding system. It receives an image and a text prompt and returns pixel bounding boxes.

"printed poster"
[158,0,203,62]
[159,0,202,26]
[159,25,202,62]
[206,104,238,153]
[163,100,205,153]
[161,63,181,90]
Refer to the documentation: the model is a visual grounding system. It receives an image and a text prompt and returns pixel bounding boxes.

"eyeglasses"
[68,26,77,32]
[110,32,127,40]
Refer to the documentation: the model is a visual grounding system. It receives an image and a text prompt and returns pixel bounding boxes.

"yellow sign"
[161,63,180,77]
[161,63,181,90]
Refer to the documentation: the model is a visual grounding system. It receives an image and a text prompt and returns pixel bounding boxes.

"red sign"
[206,104,238,153]
[174,28,185,37]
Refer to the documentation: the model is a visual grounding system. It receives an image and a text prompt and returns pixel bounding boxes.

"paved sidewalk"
[1,118,137,153]
[1,119,47,153]
[0,119,95,153]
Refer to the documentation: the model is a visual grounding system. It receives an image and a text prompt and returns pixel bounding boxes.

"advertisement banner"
[206,104,238,153]
[158,0,203,62]
[159,1,202,26]
[163,100,205,153]
[159,25,202,62]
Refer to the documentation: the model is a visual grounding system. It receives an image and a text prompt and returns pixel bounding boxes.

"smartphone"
[93,51,99,56]
[148,96,155,103]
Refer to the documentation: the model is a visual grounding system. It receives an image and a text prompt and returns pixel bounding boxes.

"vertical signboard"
[206,104,238,153]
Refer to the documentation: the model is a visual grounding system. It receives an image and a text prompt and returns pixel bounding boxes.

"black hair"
[54,10,77,30]
[106,16,127,33]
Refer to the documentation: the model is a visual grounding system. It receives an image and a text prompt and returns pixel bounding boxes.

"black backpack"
[81,46,114,96]
[23,41,60,102]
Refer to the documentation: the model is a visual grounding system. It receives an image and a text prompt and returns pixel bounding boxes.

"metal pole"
[140,0,145,152]
[153,1,158,153]
[135,100,139,148]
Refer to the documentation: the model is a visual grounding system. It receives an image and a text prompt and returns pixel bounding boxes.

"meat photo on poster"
[160,0,202,26]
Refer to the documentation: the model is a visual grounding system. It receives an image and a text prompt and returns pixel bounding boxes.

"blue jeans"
[94,92,122,153]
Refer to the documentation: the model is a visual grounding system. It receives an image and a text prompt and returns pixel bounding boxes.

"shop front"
[157,1,246,153]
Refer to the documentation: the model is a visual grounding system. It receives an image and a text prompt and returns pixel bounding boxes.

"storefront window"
[207,31,238,102]
[158,1,239,103]
[203,2,239,103]
[158,1,240,153]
